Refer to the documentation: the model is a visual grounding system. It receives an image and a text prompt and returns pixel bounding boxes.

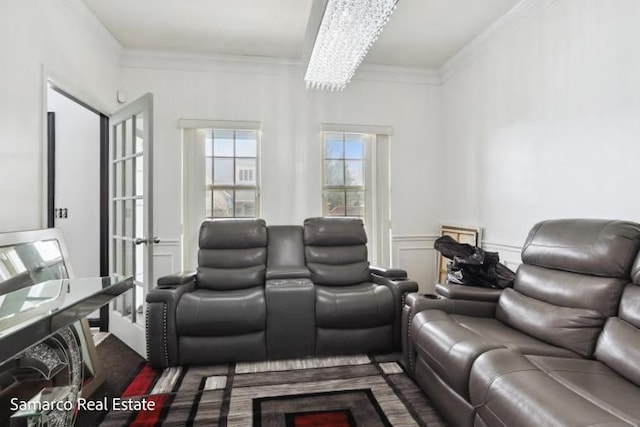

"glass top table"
[0,275,133,365]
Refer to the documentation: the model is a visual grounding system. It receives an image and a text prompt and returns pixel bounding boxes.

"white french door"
[109,93,154,357]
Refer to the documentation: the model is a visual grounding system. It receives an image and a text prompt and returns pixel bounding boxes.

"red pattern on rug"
[291,410,353,427]
[121,364,159,398]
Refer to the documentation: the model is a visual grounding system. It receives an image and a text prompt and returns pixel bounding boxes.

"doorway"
[46,84,110,330]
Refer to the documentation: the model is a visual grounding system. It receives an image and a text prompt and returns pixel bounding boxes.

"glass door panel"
[109,94,153,357]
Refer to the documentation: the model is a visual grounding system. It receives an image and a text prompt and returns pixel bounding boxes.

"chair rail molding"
[391,234,439,293]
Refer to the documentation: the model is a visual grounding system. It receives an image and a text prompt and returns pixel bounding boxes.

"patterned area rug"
[99,354,446,426]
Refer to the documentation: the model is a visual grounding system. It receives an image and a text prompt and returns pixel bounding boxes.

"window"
[321,126,391,265]
[205,129,259,218]
[322,132,366,217]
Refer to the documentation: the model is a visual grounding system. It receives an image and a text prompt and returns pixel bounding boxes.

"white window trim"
[180,124,261,270]
[178,119,260,131]
[320,127,392,266]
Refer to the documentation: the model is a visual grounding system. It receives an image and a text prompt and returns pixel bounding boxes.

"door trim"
[47,112,56,228]
[45,83,110,331]
[99,114,110,331]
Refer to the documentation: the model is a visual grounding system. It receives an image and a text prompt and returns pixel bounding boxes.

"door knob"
[134,237,148,245]
[152,237,161,244]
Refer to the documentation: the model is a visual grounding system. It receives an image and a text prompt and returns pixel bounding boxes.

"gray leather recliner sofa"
[403,219,640,427]
[146,217,417,368]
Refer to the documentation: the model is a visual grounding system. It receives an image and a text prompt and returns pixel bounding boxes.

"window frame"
[205,128,261,219]
[320,126,392,266]
[321,132,368,219]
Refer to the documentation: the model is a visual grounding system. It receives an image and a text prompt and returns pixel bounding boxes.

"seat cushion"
[527,355,640,425]
[452,314,579,358]
[315,283,394,328]
[176,287,265,336]
[410,310,577,401]
[470,349,630,427]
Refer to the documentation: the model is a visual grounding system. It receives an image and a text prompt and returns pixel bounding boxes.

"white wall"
[0,0,121,232]
[441,0,640,263]
[121,54,443,289]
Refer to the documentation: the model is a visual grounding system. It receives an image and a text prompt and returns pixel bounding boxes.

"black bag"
[434,235,515,289]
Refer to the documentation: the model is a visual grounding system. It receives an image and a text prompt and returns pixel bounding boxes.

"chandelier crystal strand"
[305,0,398,91]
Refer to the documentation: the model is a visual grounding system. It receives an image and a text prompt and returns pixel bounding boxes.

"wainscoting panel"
[152,239,181,286]
[391,235,438,293]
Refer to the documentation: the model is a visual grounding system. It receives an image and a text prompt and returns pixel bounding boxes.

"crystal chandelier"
[304,0,399,91]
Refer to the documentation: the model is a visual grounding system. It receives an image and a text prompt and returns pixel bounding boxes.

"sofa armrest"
[370,266,408,280]
[156,271,196,288]
[372,275,418,295]
[435,283,503,302]
[402,291,498,373]
[266,266,311,280]
[404,291,498,318]
[373,275,418,349]
[146,274,196,368]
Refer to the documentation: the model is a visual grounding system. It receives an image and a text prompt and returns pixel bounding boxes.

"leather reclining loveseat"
[403,219,640,426]
[146,217,417,368]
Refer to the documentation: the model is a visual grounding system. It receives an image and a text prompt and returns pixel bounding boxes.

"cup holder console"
[421,293,442,300]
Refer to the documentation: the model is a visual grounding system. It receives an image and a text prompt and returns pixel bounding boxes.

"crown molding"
[439,0,558,83]
[121,49,304,75]
[355,63,441,86]
[121,49,440,86]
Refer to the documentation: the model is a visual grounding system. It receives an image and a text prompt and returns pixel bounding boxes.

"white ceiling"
[81,0,520,69]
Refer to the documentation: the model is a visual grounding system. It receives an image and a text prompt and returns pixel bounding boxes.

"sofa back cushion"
[521,219,640,278]
[267,225,305,268]
[197,219,267,290]
[498,219,640,357]
[497,288,604,357]
[595,258,640,386]
[303,217,370,286]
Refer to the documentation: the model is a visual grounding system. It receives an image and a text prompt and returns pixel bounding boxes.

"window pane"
[113,238,123,275]
[124,241,134,276]
[205,158,213,185]
[213,189,233,217]
[205,132,213,157]
[205,189,212,218]
[323,190,346,216]
[345,160,364,186]
[213,158,234,185]
[135,199,144,238]
[135,243,143,283]
[324,160,345,186]
[124,159,134,197]
[114,161,122,197]
[114,123,123,160]
[235,131,257,157]
[236,158,257,186]
[344,134,364,159]
[135,156,144,196]
[235,190,256,218]
[114,201,123,236]
[213,130,234,156]
[124,118,133,156]
[346,191,365,217]
[324,134,343,159]
[135,113,144,154]
[124,200,133,237]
